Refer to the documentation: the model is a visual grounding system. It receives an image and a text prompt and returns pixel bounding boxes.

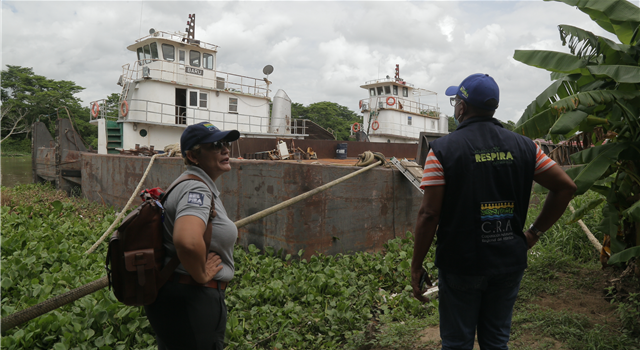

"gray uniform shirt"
[162,166,237,282]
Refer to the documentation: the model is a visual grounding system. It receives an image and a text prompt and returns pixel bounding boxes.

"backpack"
[105,174,216,306]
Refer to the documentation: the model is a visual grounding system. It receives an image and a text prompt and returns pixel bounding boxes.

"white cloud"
[3,0,637,125]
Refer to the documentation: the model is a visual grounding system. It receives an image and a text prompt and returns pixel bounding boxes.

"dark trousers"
[144,280,227,350]
[438,269,524,350]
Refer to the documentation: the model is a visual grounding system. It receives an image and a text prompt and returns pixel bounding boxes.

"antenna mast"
[183,14,196,43]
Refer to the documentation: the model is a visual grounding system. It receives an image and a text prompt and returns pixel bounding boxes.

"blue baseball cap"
[180,122,240,158]
[445,73,499,110]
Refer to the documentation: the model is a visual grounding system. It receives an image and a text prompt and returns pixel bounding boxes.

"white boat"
[358,64,448,143]
[89,14,298,155]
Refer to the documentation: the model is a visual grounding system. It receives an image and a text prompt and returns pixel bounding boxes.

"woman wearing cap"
[144,122,240,350]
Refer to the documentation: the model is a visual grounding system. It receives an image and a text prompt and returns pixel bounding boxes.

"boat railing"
[359,96,440,117]
[134,31,219,51]
[88,99,119,122]
[363,77,415,88]
[365,116,443,140]
[120,60,270,98]
[96,98,307,136]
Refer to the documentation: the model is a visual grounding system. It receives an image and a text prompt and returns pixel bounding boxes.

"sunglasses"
[204,141,232,151]
[449,97,462,107]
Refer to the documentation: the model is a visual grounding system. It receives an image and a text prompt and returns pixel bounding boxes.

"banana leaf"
[571,143,627,194]
[598,37,636,65]
[549,110,589,134]
[622,200,640,222]
[567,197,605,224]
[608,246,640,265]
[558,24,600,59]
[512,108,557,139]
[515,78,573,128]
[586,65,640,83]
[550,0,640,45]
[589,185,611,197]
[513,50,586,73]
[550,90,640,115]
[571,142,626,164]
[596,203,620,237]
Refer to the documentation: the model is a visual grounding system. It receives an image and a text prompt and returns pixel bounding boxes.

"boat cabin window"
[137,47,143,64]
[190,50,201,67]
[200,93,207,108]
[408,116,412,125]
[162,44,175,61]
[393,86,398,95]
[432,121,436,129]
[369,88,375,96]
[376,87,383,96]
[189,91,198,107]
[229,98,238,113]
[150,43,159,61]
[143,45,152,64]
[384,86,391,95]
[217,77,225,89]
[402,87,408,97]
[203,53,214,70]
[179,50,186,66]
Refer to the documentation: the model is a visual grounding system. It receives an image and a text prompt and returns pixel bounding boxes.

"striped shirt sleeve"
[534,144,556,175]
[420,149,445,188]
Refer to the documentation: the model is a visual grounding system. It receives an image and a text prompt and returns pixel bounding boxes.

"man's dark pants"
[438,269,525,350]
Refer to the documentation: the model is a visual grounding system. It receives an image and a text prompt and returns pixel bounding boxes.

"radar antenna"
[183,14,196,43]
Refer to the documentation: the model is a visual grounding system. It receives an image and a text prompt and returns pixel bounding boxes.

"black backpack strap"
[157,174,216,287]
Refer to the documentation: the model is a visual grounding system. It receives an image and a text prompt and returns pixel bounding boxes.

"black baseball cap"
[180,122,240,158]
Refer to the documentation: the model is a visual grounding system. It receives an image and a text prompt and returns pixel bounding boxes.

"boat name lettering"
[186,67,203,76]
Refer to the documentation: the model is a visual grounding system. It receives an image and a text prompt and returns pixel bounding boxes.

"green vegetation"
[291,101,362,141]
[2,185,637,349]
[0,183,435,350]
[512,0,640,266]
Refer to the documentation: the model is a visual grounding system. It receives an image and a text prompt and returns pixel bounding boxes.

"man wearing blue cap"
[410,74,576,349]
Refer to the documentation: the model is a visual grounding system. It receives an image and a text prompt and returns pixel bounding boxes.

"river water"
[1,156,33,187]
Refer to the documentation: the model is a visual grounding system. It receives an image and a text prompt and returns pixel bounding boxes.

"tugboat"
[88,14,297,155]
[358,64,448,143]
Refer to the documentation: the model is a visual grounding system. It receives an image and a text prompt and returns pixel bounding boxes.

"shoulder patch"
[187,192,205,206]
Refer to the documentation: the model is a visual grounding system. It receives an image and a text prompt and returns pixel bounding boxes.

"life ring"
[386,97,396,106]
[352,123,361,133]
[120,100,129,117]
[372,120,380,130]
[91,103,99,119]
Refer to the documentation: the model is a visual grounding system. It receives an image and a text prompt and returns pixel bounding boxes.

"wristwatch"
[529,224,545,237]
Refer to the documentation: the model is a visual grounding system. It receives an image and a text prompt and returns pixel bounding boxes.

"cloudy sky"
[2,0,637,125]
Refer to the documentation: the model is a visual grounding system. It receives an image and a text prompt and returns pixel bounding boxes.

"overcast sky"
[2,0,638,125]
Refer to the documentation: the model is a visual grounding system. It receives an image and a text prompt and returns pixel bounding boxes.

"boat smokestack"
[270,89,291,134]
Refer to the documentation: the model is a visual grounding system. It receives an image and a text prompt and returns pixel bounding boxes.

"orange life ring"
[372,120,380,130]
[352,123,361,133]
[120,100,129,117]
[91,103,100,119]
[386,96,396,106]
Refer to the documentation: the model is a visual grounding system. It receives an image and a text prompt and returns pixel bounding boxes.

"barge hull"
[80,153,423,258]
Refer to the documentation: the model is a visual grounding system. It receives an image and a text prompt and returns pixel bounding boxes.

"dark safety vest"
[430,116,537,275]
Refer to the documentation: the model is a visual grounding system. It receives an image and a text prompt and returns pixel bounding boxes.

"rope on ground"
[355,150,388,167]
[1,277,108,334]
[84,153,167,255]
[568,204,603,252]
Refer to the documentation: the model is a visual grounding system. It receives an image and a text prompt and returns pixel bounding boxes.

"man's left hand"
[411,267,432,303]
[524,230,539,249]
